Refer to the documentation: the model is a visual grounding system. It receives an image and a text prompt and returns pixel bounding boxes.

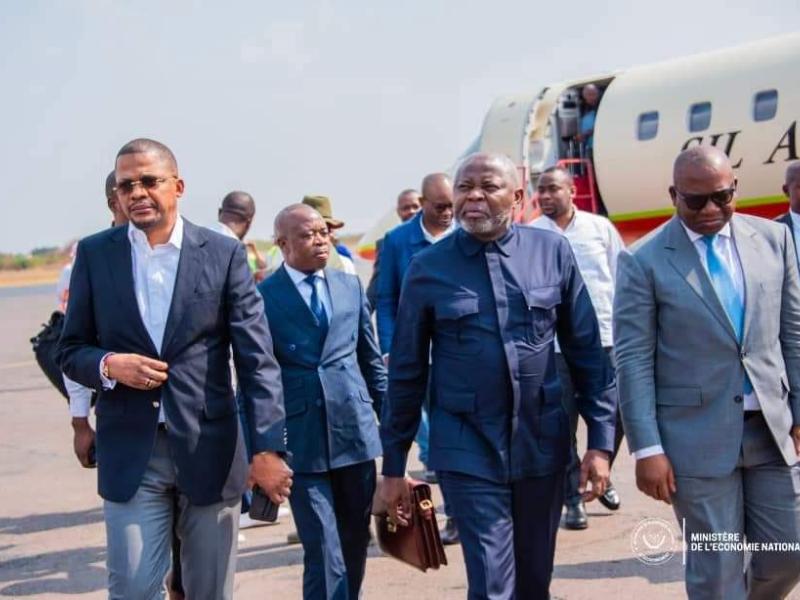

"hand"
[72,417,96,468]
[579,449,610,502]
[106,353,169,390]
[635,453,677,504]
[378,476,411,527]
[249,451,293,504]
[791,425,800,456]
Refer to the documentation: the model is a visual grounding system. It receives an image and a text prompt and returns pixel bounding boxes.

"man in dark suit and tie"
[365,188,422,311]
[776,161,800,263]
[379,153,617,599]
[57,138,292,599]
[257,203,386,600]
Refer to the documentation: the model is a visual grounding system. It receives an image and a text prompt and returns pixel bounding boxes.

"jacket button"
[315,398,323,407]
[289,344,296,351]
[734,395,743,404]
[152,401,160,408]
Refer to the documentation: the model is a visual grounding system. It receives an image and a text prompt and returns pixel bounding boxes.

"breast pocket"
[434,294,482,355]
[524,286,561,344]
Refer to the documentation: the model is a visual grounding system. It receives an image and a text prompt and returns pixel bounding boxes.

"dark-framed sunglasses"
[670,184,736,211]
[115,175,177,195]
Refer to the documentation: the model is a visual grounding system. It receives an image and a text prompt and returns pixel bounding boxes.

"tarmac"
[0,281,797,599]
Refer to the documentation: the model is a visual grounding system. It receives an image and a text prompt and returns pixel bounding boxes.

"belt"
[743,410,761,421]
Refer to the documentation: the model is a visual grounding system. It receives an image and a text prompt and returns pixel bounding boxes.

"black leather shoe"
[564,503,588,530]
[599,483,621,511]
[439,517,460,545]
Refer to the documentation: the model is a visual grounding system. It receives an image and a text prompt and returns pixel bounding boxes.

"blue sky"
[1,0,798,252]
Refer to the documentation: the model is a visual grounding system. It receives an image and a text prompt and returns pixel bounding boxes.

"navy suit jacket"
[258,266,386,473]
[376,213,434,354]
[380,226,617,483]
[57,221,286,505]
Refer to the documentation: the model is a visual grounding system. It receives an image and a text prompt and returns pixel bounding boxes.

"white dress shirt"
[212,221,239,240]
[790,211,800,265]
[84,217,185,422]
[529,210,624,350]
[420,218,456,244]
[284,264,333,319]
[634,220,760,460]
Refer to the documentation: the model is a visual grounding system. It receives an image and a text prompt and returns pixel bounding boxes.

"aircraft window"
[637,111,659,141]
[688,102,712,132]
[753,89,778,122]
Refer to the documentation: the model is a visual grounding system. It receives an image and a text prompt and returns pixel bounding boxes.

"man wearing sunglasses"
[615,145,800,599]
[57,138,291,599]
[375,172,460,543]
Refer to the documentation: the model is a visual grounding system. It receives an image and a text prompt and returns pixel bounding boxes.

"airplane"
[357,32,798,258]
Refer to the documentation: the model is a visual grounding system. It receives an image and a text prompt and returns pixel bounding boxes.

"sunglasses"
[115,175,177,195]
[671,185,736,211]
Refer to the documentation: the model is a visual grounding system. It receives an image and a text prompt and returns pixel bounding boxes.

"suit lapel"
[270,265,319,331]
[730,215,759,345]
[107,227,158,356]
[161,221,204,356]
[664,217,738,342]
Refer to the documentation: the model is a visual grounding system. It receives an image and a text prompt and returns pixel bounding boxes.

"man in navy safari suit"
[257,203,387,600]
[57,138,292,599]
[379,153,617,600]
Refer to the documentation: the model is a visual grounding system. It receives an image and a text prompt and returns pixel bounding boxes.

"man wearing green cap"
[302,195,357,275]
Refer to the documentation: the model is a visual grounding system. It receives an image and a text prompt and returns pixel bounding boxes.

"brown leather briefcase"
[374,480,447,572]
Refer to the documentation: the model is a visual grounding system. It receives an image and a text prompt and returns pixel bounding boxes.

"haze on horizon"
[1,0,798,254]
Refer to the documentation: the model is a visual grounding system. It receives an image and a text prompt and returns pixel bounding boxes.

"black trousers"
[556,347,624,506]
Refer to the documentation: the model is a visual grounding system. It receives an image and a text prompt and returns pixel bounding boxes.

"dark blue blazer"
[258,266,386,473]
[57,221,286,505]
[376,212,435,354]
[380,226,617,483]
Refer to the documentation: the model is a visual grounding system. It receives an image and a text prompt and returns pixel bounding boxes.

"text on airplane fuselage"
[681,121,798,168]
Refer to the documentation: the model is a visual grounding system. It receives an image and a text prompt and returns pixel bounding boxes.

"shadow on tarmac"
[0,507,103,535]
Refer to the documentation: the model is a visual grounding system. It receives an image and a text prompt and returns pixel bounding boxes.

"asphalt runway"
[0,281,795,598]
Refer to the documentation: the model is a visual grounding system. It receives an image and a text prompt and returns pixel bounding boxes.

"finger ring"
[145,378,153,388]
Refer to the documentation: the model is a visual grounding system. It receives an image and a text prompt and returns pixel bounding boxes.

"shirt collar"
[680,220,732,243]
[284,263,326,285]
[419,216,456,244]
[213,221,239,240]
[457,224,516,257]
[128,215,184,250]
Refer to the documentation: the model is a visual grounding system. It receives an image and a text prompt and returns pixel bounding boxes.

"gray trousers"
[672,413,800,600]
[104,431,240,599]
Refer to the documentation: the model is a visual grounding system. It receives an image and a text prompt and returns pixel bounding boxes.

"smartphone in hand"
[248,485,280,522]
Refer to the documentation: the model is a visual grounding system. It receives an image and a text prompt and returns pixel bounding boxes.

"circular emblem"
[631,518,677,565]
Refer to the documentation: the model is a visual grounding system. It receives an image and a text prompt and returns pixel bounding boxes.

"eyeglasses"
[115,176,177,195]
[670,185,736,211]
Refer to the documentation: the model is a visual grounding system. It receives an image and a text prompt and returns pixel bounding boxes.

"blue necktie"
[304,274,329,334]
[702,235,753,394]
